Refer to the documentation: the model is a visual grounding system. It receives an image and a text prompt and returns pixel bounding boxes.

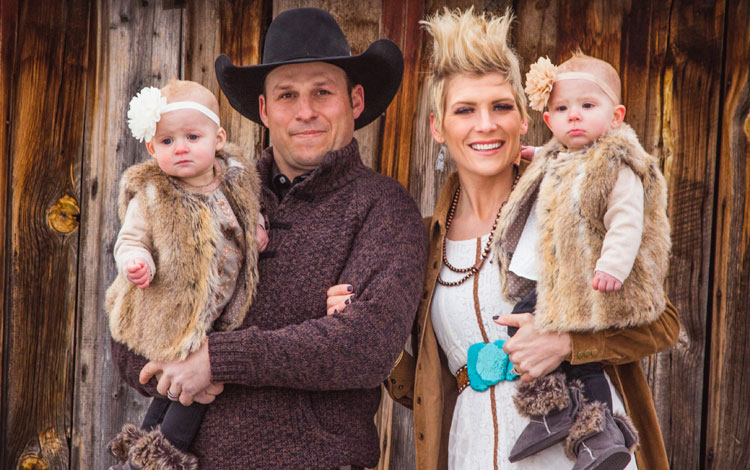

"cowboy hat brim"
[215,39,404,130]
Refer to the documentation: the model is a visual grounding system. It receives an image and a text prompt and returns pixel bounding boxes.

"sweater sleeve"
[595,166,644,282]
[208,183,429,390]
[568,298,680,365]
[114,198,156,281]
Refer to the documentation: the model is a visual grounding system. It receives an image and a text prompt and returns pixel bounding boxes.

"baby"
[496,52,670,469]
[105,80,266,470]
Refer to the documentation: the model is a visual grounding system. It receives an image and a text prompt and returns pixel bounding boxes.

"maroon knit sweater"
[111,139,428,469]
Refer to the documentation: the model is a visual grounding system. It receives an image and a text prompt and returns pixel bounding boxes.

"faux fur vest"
[496,124,670,333]
[106,143,261,360]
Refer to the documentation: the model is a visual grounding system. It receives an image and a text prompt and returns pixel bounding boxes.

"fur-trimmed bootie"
[508,373,582,462]
[565,401,638,470]
[128,428,199,470]
[108,423,149,461]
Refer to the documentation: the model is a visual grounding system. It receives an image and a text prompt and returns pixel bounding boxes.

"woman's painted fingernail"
[345,298,351,305]
[492,315,499,320]
[347,285,353,292]
[333,309,338,314]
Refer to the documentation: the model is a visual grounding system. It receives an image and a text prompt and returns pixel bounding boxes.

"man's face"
[259,62,364,179]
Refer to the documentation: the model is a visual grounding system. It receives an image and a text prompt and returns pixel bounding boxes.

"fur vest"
[106,143,261,360]
[496,124,670,333]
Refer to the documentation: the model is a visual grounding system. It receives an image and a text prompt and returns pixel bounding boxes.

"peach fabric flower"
[525,56,558,112]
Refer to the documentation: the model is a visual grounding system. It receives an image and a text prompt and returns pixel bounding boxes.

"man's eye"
[279,92,294,99]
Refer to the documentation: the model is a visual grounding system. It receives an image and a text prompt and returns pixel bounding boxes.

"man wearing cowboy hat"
[111,7,428,469]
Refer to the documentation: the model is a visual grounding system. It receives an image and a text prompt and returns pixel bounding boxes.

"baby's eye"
[555,105,567,112]
[161,138,173,145]
[188,134,199,141]
[583,103,595,109]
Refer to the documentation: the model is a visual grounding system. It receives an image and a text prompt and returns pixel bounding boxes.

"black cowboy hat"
[215,8,404,130]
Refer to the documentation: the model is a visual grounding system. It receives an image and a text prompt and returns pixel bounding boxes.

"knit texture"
[111,139,429,469]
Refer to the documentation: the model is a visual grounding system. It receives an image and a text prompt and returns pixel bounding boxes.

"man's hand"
[592,270,622,292]
[126,258,151,288]
[139,342,216,406]
[493,313,570,382]
[326,284,354,315]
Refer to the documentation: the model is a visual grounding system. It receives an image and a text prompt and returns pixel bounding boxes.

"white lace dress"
[431,233,637,470]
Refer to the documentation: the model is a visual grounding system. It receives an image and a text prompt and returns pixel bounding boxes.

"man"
[109,7,428,470]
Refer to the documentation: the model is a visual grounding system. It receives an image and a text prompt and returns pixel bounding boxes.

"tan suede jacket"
[386,171,680,470]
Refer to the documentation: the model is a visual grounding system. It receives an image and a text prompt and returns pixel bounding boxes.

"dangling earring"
[435,144,447,171]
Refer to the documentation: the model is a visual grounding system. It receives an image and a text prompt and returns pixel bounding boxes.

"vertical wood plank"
[72,1,182,468]
[3,0,91,468]
[273,0,384,170]
[0,0,17,463]
[184,0,269,158]
[707,0,750,467]
[379,0,425,189]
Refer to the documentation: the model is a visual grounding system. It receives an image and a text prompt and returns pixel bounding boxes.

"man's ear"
[146,141,156,156]
[215,127,227,152]
[611,105,626,128]
[259,94,270,128]
[429,113,444,144]
[351,84,365,120]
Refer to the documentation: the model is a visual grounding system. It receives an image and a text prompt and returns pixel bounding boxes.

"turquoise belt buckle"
[466,340,519,391]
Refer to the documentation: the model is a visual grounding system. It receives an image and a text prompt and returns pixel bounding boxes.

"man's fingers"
[139,361,162,385]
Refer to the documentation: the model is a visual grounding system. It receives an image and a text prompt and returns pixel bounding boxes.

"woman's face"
[431,72,527,180]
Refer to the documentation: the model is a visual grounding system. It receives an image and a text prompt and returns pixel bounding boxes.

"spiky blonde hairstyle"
[421,7,528,130]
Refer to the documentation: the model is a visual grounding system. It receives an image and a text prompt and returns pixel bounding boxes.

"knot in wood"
[47,195,80,233]
[18,454,49,470]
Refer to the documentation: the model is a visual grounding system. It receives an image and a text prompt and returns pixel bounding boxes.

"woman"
[329,7,678,470]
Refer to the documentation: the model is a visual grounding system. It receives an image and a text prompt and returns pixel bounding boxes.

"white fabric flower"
[524,57,558,112]
[127,87,166,142]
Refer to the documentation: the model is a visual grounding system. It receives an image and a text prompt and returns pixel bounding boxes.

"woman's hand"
[494,313,571,382]
[326,284,354,315]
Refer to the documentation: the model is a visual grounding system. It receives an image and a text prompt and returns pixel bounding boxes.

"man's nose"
[295,95,317,121]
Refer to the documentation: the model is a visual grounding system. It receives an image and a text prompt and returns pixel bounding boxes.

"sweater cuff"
[208,331,256,383]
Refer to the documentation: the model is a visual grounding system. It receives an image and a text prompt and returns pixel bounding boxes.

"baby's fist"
[592,270,622,292]
[126,258,151,289]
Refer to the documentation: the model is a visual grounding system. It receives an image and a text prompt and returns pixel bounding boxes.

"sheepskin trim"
[614,412,640,452]
[129,429,198,470]
[108,423,147,461]
[513,372,569,417]
[564,401,607,459]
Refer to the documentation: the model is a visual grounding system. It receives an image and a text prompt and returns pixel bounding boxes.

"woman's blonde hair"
[421,7,528,130]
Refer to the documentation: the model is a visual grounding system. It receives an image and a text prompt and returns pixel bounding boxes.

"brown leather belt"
[456,365,470,394]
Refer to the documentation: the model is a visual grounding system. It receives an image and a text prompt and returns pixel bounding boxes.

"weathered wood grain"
[379,0,425,189]
[184,0,269,157]
[0,0,17,463]
[706,0,750,467]
[71,1,182,469]
[273,0,383,170]
[3,1,91,468]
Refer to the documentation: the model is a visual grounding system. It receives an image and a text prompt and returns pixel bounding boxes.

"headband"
[524,57,619,112]
[127,86,221,142]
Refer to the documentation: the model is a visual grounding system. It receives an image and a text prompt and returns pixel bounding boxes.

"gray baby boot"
[508,372,582,462]
[565,401,638,470]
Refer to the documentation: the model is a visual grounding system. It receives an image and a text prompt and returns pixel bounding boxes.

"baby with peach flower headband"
[499,51,671,469]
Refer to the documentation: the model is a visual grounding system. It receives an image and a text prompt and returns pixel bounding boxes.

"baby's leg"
[563,361,612,410]
[159,402,209,451]
[141,396,171,431]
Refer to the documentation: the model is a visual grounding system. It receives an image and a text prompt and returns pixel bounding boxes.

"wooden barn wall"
[0,0,748,469]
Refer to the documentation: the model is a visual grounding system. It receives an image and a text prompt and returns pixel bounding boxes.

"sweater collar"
[257,139,365,200]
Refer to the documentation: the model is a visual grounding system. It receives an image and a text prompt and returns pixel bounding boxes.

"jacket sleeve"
[568,298,680,365]
[114,198,156,281]
[208,183,429,390]
[385,350,416,408]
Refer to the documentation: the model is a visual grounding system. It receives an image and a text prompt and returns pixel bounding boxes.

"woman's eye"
[494,103,514,111]
[454,107,472,115]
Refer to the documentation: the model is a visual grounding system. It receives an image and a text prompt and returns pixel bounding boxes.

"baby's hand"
[126,258,151,289]
[520,145,537,161]
[326,284,354,316]
[256,224,269,253]
[592,270,622,292]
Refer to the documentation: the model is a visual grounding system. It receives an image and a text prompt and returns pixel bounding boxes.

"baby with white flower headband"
[498,52,670,469]
[105,79,267,469]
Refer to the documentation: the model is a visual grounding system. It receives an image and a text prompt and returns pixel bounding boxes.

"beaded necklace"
[437,170,520,287]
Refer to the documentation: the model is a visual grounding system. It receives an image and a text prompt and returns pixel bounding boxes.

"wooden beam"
[3,0,91,468]
[707,0,750,467]
[72,1,182,468]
